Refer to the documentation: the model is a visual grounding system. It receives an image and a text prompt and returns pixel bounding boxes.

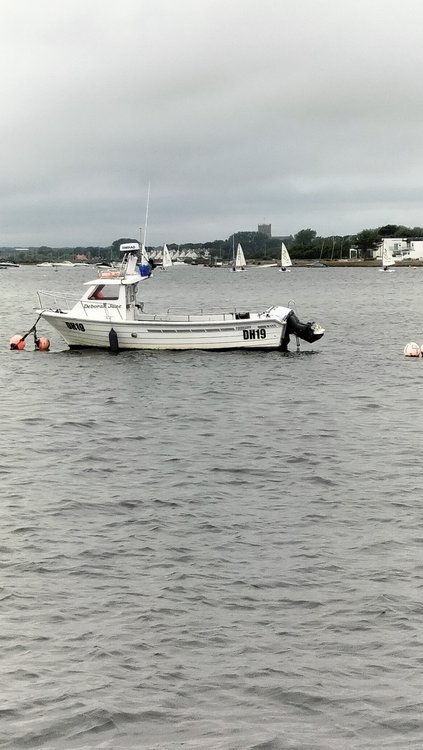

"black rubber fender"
[109,328,119,352]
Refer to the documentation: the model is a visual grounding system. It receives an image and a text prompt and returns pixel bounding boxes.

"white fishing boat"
[232,243,246,272]
[280,243,292,272]
[162,243,173,269]
[380,247,395,272]
[35,243,324,352]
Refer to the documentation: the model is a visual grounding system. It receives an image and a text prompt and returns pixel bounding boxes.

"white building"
[375,237,423,260]
[405,239,423,259]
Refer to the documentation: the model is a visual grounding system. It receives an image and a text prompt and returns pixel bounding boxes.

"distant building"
[376,237,423,260]
[406,239,423,259]
[258,223,272,238]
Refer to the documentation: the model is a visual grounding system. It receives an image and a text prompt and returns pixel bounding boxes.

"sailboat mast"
[143,182,151,250]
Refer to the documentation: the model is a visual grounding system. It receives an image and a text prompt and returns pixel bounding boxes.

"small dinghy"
[280,242,292,272]
[380,247,395,272]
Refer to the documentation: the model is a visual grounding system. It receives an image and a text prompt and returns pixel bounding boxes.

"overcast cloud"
[1,0,423,246]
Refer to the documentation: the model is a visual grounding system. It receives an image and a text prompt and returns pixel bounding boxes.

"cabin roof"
[84,273,141,286]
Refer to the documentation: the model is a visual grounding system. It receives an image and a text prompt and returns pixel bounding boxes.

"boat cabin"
[68,245,142,323]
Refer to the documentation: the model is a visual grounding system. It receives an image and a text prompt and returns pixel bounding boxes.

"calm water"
[1,265,423,749]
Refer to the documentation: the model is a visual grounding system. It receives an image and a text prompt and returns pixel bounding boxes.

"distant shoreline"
[292,259,423,268]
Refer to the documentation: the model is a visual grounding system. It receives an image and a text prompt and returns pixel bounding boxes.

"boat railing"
[37,290,126,321]
[37,290,80,311]
[137,303,271,322]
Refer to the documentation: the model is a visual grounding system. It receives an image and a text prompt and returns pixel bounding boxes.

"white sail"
[280,242,292,270]
[382,246,395,269]
[234,243,246,271]
[162,243,173,268]
[140,243,150,265]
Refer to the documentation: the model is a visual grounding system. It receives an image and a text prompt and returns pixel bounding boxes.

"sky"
[2,0,423,246]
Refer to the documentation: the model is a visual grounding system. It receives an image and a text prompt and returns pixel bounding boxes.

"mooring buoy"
[9,335,25,350]
[35,336,50,351]
[404,342,421,357]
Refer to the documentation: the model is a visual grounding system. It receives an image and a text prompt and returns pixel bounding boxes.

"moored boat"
[35,243,325,351]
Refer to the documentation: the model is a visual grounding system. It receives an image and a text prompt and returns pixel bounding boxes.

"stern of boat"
[282,311,325,350]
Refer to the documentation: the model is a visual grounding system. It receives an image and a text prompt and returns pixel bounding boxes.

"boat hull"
[40,311,286,350]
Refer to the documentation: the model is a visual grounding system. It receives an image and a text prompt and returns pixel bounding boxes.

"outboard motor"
[281,311,325,351]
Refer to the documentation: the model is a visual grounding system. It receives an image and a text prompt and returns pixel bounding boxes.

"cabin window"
[89,284,120,301]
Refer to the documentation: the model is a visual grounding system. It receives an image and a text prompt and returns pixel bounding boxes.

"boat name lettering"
[66,322,85,331]
[243,328,266,340]
[82,303,121,309]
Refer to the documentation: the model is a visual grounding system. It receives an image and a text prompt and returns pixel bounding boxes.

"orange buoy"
[9,335,25,350]
[404,342,421,357]
[35,337,50,351]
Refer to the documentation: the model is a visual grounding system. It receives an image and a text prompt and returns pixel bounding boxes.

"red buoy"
[9,335,25,350]
[36,337,50,351]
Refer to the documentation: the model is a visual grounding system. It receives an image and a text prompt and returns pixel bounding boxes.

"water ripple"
[1,267,423,748]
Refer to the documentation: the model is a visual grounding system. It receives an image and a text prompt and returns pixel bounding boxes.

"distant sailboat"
[162,243,173,269]
[280,242,292,272]
[380,246,395,272]
[232,243,246,272]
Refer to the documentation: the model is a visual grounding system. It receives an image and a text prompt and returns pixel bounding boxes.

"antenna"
[143,182,151,249]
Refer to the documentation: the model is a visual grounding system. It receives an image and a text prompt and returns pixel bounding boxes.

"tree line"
[1,223,422,263]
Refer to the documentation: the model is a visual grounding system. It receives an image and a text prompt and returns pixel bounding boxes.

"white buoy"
[404,342,421,357]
